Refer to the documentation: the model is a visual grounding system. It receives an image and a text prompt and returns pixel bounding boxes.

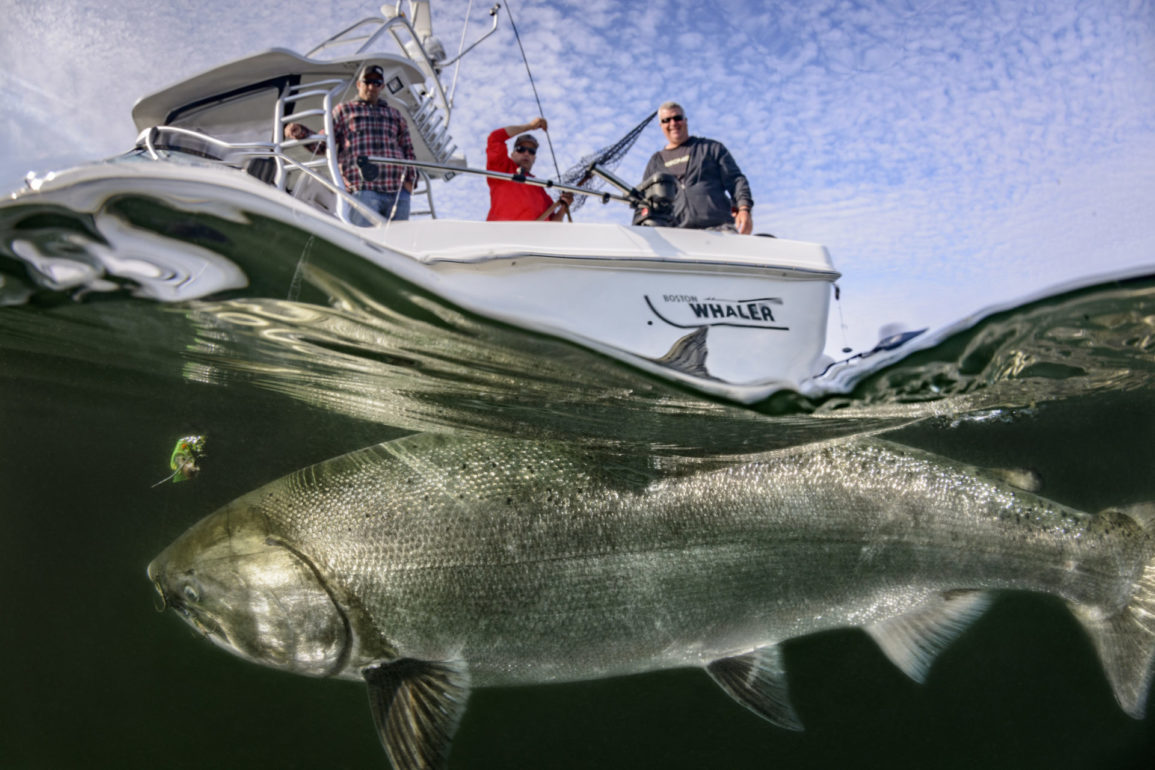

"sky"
[3,0,1154,355]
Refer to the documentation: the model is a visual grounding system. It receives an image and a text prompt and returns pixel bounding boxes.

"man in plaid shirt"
[332,64,418,225]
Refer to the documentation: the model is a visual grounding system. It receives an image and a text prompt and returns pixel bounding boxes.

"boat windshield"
[167,86,282,149]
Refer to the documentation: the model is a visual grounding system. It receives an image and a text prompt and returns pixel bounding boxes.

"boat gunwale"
[415,249,842,280]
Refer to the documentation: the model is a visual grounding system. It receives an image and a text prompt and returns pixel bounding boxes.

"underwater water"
[2,190,1155,769]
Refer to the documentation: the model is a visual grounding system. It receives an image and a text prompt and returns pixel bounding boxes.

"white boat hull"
[6,158,837,403]
[393,223,836,395]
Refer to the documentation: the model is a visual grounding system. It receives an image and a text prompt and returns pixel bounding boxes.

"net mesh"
[558,111,656,210]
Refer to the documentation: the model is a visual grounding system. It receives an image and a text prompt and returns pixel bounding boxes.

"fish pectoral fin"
[363,658,471,770]
[706,645,803,731]
[865,590,992,683]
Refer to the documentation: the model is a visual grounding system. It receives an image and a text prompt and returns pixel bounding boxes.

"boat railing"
[142,125,271,163]
[274,152,429,226]
[307,12,451,125]
[266,147,439,225]
[308,16,461,169]
[138,125,638,228]
[303,3,499,164]
[139,125,400,226]
[274,76,345,196]
[269,69,441,221]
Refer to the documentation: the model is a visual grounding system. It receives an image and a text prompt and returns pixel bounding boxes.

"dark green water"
[2,194,1154,768]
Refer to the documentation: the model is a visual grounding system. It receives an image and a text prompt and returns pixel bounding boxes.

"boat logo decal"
[644,294,789,331]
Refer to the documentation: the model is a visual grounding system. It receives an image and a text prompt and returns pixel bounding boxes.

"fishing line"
[288,234,316,302]
[504,0,563,181]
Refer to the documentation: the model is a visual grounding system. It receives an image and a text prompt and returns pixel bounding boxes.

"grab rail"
[273,76,346,194]
[139,125,388,226]
[307,14,451,125]
[143,126,274,161]
[306,5,500,119]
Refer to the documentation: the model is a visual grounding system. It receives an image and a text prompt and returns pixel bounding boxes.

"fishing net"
[558,111,656,211]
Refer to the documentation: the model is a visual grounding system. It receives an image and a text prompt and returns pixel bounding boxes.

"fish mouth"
[147,561,224,641]
[156,587,227,643]
[149,564,168,612]
[147,561,168,612]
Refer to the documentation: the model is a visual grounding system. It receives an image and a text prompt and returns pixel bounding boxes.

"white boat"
[2,2,839,403]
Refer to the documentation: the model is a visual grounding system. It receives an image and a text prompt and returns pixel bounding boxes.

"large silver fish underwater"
[148,432,1155,769]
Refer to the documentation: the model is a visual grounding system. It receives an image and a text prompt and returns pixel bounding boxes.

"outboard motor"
[631,172,677,227]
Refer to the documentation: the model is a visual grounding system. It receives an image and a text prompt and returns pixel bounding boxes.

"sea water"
[1,192,1153,768]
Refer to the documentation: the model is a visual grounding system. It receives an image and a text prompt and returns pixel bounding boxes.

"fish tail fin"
[1071,503,1155,718]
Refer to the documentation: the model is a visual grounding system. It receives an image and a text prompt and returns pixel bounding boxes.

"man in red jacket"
[486,117,573,221]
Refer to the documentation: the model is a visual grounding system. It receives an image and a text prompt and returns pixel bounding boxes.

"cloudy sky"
[3,0,1153,354]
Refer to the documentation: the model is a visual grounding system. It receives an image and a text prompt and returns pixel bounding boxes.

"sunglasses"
[514,145,537,155]
[660,114,686,124]
[362,79,384,86]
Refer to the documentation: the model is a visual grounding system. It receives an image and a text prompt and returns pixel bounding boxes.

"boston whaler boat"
[2,1,839,403]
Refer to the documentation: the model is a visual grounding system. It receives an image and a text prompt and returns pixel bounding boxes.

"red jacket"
[486,129,556,221]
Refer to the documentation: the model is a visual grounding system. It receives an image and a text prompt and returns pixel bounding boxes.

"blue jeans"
[349,189,411,226]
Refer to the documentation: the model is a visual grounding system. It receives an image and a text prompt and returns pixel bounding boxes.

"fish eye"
[183,584,201,603]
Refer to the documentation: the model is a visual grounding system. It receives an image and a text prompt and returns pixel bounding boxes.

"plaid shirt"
[331,99,417,193]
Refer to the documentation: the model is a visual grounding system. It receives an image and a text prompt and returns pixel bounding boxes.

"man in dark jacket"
[642,101,753,233]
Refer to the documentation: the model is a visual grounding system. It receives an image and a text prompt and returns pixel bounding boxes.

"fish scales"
[239,436,1140,678]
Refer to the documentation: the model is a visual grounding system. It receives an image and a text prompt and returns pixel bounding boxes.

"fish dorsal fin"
[865,590,992,683]
[363,658,471,770]
[706,645,803,730]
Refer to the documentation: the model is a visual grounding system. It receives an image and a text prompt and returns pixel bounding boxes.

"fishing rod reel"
[357,156,380,181]
[355,156,677,226]
[630,172,677,227]
[587,165,677,227]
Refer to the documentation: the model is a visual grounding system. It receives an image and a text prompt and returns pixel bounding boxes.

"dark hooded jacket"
[642,137,753,229]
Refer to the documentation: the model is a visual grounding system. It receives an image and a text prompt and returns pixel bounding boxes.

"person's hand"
[735,208,753,235]
[529,116,548,131]
[559,192,574,206]
[285,122,325,154]
[285,122,310,141]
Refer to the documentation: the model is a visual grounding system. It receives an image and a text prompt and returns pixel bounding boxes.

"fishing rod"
[500,0,574,221]
[357,155,678,227]
[357,156,639,205]
[503,0,562,182]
